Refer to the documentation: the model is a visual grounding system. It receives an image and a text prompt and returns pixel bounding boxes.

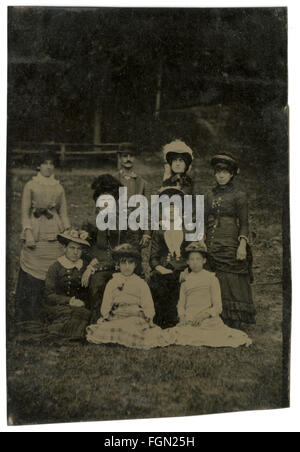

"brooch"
[117,283,125,291]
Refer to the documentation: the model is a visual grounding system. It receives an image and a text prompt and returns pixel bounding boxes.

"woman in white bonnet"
[161,139,194,195]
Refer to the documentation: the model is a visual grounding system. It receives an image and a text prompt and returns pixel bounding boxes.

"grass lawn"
[6,154,285,425]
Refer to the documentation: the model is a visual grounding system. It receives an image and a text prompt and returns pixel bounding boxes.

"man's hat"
[112,243,141,261]
[183,241,208,258]
[118,142,139,155]
[57,228,90,247]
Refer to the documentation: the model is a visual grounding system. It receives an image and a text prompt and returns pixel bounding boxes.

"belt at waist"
[33,207,56,219]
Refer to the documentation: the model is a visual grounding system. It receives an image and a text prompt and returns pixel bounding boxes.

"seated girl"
[168,242,252,348]
[44,229,91,342]
[86,244,172,349]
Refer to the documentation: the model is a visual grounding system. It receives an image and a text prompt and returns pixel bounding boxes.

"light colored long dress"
[168,270,252,348]
[20,172,70,280]
[86,273,172,349]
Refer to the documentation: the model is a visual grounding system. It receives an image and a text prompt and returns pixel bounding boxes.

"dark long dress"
[82,223,123,323]
[205,181,256,325]
[15,268,45,329]
[44,259,91,341]
[149,229,189,328]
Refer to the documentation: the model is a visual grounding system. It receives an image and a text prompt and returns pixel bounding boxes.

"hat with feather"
[57,228,90,247]
[183,241,208,258]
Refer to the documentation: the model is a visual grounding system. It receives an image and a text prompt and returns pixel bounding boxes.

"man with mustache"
[115,142,151,250]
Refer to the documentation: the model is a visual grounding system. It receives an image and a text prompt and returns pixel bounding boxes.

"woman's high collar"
[32,172,59,187]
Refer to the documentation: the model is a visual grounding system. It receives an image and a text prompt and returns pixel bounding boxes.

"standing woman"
[161,139,194,195]
[205,153,256,329]
[15,150,70,331]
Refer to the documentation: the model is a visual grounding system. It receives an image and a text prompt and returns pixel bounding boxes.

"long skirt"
[20,240,63,281]
[88,270,114,323]
[216,271,256,325]
[87,317,172,349]
[166,316,252,348]
[15,240,63,329]
[14,268,45,328]
[44,303,91,342]
[149,270,181,329]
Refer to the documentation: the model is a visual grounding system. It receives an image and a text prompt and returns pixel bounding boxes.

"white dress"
[86,273,172,349]
[166,270,252,348]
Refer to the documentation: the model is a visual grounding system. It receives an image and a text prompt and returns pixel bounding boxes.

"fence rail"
[9,142,129,169]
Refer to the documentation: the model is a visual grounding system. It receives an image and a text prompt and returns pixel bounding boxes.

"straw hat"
[57,228,90,247]
[184,241,208,258]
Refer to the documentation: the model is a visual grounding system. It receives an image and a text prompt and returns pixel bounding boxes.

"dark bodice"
[204,182,251,275]
[205,182,249,250]
[93,230,122,263]
[45,260,89,306]
[162,174,194,195]
[82,222,122,266]
[150,229,188,272]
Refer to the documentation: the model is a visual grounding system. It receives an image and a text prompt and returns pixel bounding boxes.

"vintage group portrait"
[6,6,290,426]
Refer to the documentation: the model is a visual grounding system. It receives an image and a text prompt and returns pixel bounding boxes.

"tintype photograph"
[6,6,289,426]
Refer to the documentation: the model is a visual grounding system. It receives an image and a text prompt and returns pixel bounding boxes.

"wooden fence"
[9,142,128,169]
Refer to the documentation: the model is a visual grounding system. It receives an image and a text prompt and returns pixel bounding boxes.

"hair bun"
[91,174,122,201]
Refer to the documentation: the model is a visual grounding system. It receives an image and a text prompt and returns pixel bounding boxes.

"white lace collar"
[58,255,83,270]
[32,172,60,187]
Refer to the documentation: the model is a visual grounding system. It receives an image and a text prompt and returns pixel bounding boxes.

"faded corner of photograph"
[6,6,289,426]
